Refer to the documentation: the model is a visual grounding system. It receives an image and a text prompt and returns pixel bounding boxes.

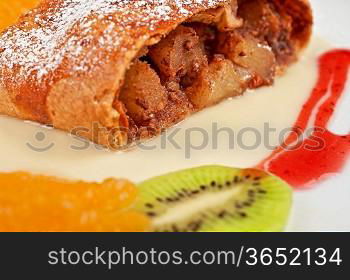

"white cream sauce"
[0,37,332,183]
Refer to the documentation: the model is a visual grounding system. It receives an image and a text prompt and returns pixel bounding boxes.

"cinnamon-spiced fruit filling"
[117,0,307,141]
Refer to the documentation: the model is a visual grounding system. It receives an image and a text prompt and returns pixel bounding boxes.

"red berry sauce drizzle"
[258,50,350,188]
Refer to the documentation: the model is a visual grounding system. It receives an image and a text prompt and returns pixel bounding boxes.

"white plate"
[287,0,350,232]
[0,0,349,232]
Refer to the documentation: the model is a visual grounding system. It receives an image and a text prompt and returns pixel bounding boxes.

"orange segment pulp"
[0,0,41,32]
[0,172,149,232]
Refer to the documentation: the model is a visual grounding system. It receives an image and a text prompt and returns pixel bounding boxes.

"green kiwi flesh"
[135,166,292,232]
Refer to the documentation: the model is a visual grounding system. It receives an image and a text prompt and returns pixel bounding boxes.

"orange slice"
[0,172,149,232]
[0,0,41,32]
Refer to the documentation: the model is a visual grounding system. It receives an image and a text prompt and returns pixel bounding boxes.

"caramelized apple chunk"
[189,23,216,57]
[119,60,168,124]
[148,25,208,82]
[185,55,252,109]
[217,31,276,86]
[238,0,281,37]
[237,0,294,65]
[116,1,295,135]
[190,2,243,31]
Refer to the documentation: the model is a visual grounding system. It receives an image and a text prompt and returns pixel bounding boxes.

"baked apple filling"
[118,0,302,140]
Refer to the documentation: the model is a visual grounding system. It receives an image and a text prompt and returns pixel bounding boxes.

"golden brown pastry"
[0,0,312,149]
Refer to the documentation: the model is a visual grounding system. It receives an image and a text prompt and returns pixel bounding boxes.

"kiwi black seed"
[134,166,292,232]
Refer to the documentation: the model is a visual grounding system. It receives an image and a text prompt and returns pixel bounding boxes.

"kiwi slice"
[135,166,292,232]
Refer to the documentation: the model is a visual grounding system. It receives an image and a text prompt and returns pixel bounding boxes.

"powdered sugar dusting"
[0,0,227,85]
